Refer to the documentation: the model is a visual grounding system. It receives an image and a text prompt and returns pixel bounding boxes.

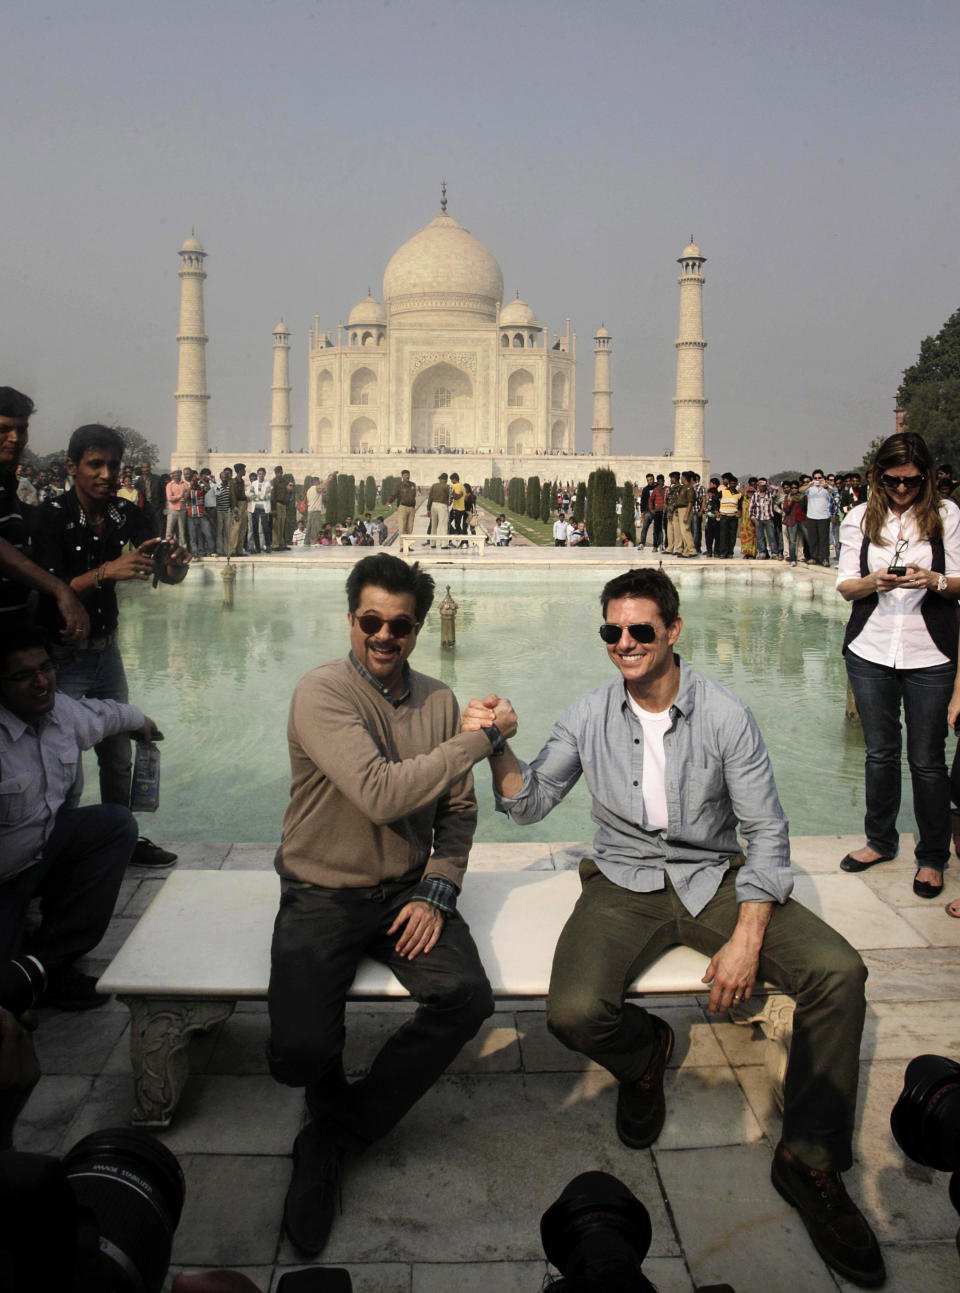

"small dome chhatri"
[347,295,387,327]
[500,296,538,327]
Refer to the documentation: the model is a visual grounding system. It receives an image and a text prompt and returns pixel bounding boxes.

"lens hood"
[890,1054,960,1171]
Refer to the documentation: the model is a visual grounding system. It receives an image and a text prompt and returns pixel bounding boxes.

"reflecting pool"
[82,566,914,845]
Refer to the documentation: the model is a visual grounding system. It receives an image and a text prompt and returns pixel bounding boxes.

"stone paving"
[16,836,960,1292]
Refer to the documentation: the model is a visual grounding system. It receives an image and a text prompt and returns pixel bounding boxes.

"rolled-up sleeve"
[494,719,583,824]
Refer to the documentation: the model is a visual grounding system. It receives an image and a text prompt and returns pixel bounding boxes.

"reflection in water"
[84,568,913,845]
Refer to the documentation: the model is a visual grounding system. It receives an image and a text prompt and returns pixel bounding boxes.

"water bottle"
[130,740,162,812]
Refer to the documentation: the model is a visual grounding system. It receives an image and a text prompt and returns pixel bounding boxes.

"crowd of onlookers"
[621,465,960,565]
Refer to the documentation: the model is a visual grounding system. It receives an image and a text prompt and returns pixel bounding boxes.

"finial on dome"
[441,179,447,213]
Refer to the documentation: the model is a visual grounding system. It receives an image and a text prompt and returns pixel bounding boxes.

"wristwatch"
[483,723,507,758]
[937,573,949,593]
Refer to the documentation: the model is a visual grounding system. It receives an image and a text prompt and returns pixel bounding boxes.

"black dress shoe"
[45,965,110,1011]
[771,1143,885,1287]
[284,1123,342,1256]
[616,1016,675,1149]
[839,851,895,873]
[913,868,944,899]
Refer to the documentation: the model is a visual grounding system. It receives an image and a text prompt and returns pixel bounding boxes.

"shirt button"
[633,780,638,786]
[634,738,639,745]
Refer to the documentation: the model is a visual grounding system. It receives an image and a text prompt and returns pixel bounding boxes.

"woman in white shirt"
[837,433,960,899]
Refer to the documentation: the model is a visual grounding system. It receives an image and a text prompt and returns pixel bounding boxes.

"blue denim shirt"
[494,658,792,916]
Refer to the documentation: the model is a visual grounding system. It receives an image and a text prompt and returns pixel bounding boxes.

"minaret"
[270,320,292,455]
[672,237,707,460]
[174,234,209,467]
[591,325,612,457]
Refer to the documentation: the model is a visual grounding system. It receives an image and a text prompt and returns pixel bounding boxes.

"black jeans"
[267,876,494,1150]
[0,805,136,968]
[718,514,739,558]
[845,654,954,868]
[806,517,831,564]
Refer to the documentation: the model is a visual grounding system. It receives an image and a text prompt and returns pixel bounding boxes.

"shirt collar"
[0,696,65,741]
[348,651,412,707]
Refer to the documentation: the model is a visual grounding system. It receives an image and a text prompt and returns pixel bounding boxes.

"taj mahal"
[173,191,710,483]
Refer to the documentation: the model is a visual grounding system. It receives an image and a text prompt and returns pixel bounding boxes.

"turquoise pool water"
[82,566,915,845]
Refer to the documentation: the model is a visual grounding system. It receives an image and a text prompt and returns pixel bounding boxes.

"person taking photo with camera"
[31,424,190,869]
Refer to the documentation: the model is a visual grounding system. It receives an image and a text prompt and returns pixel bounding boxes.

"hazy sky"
[4,0,959,473]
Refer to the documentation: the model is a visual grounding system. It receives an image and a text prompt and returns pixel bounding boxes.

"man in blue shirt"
[462,568,884,1289]
[0,628,156,1009]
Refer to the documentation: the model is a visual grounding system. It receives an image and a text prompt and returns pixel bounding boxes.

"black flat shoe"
[840,852,895,873]
[913,869,944,899]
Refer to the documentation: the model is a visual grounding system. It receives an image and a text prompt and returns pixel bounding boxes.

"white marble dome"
[180,234,204,254]
[680,239,702,260]
[347,295,387,326]
[383,213,504,318]
[499,296,538,327]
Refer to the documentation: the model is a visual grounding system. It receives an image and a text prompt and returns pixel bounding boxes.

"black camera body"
[0,1128,184,1292]
[0,955,46,1014]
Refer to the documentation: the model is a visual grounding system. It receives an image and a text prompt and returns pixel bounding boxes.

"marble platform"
[17,835,960,1292]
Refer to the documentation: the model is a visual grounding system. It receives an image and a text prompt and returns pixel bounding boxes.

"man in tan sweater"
[268,552,515,1256]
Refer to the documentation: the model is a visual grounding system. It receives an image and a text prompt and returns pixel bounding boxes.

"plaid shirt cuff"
[412,875,458,915]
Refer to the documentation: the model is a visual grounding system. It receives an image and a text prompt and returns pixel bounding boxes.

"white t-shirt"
[626,692,673,831]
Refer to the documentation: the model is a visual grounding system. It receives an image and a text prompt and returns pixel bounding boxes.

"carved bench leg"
[120,996,236,1128]
[728,993,795,1113]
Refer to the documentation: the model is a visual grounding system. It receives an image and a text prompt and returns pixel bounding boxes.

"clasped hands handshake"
[460,693,519,741]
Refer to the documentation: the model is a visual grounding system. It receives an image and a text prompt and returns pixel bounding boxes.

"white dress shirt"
[0,693,145,880]
[837,501,960,668]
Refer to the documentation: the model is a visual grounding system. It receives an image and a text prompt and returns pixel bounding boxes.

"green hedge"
[587,468,618,546]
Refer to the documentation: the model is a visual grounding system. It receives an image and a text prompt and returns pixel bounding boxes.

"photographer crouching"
[0,628,160,1009]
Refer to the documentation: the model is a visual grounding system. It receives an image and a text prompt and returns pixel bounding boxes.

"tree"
[587,468,618,546]
[380,475,398,507]
[113,426,160,469]
[508,477,525,513]
[540,479,553,524]
[526,476,541,519]
[898,306,960,464]
[620,481,636,542]
[573,481,587,523]
[325,474,339,524]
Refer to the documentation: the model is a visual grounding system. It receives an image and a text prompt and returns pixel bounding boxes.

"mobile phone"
[887,565,907,576]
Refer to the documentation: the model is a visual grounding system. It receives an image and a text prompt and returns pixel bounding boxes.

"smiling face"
[603,596,682,700]
[68,443,123,509]
[347,584,420,695]
[0,647,57,721]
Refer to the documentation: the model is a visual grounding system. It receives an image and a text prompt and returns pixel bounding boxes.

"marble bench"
[97,868,793,1128]
[398,533,486,555]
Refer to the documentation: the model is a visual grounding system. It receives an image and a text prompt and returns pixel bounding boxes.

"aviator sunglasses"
[599,622,657,645]
[354,612,418,639]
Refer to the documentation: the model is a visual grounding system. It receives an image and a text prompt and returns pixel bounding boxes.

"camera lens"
[62,1127,185,1292]
[890,1054,960,1173]
[0,954,47,1014]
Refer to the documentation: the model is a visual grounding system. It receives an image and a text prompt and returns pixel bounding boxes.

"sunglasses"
[880,473,924,491]
[354,612,418,639]
[599,622,657,645]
